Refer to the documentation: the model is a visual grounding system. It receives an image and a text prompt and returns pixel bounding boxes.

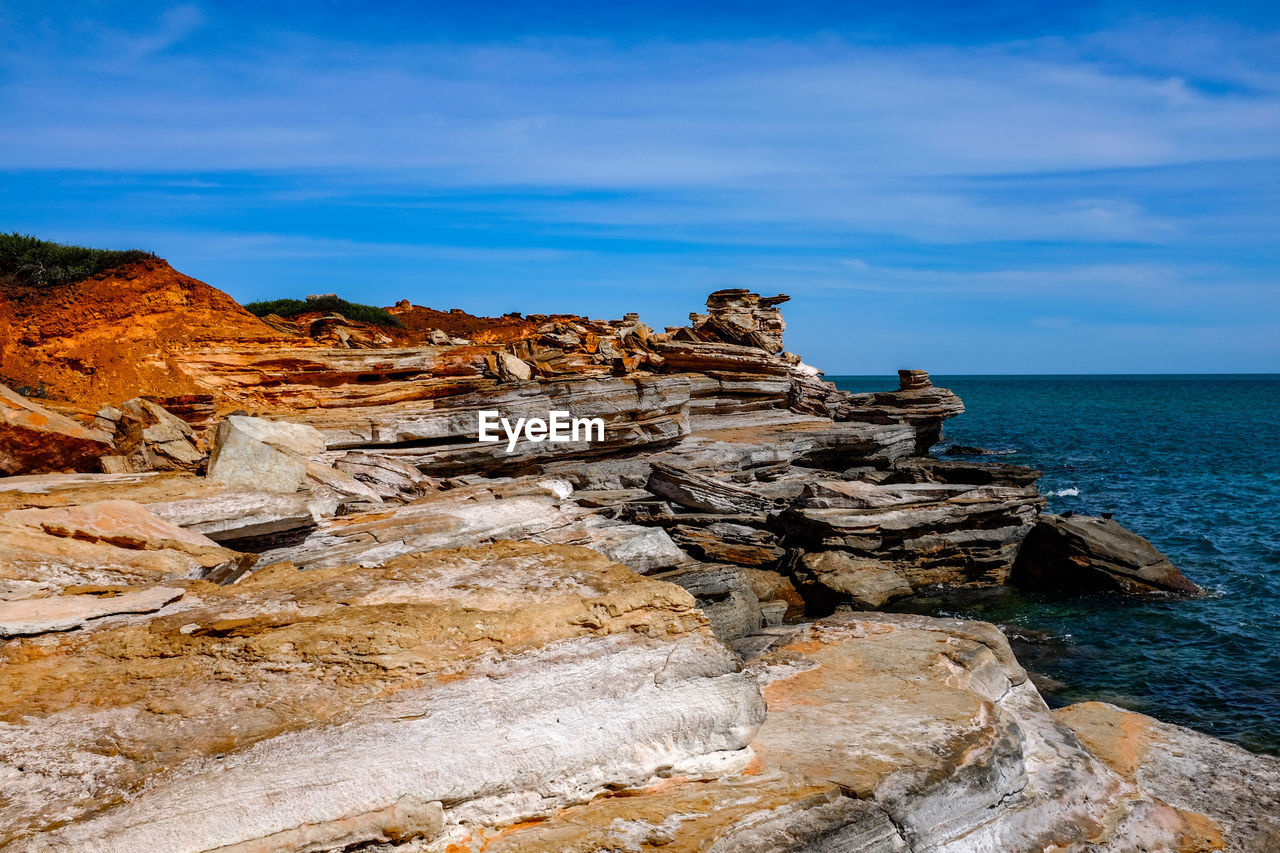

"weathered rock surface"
[5,269,1262,852]
[1057,701,1280,852]
[453,771,907,853]
[777,479,1044,587]
[667,520,784,568]
[95,397,205,474]
[0,543,764,852]
[794,550,913,610]
[655,564,763,641]
[745,613,1218,852]
[0,586,184,637]
[1013,513,1205,595]
[0,384,114,474]
[206,417,310,493]
[0,500,255,597]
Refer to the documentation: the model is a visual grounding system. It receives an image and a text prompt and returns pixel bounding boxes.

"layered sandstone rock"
[1057,701,1280,851]
[0,499,255,598]
[744,613,1219,852]
[0,383,113,474]
[0,543,764,852]
[1013,513,1205,595]
[776,479,1044,588]
[4,263,1267,851]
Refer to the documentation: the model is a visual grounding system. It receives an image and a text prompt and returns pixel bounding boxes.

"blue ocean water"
[830,375,1280,755]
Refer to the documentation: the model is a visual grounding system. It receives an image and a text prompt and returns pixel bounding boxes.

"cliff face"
[0,259,290,405]
[0,260,1267,851]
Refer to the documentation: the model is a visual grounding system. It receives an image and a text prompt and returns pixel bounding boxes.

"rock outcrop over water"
[1013,513,1205,595]
[0,261,1272,850]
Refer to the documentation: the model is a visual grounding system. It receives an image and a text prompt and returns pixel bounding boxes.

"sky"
[1,1,1278,373]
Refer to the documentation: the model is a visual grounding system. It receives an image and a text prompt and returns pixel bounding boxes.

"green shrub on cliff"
[244,295,403,328]
[0,232,154,287]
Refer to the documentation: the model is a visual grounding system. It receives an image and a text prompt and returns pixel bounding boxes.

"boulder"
[95,398,205,473]
[776,479,1043,588]
[795,550,913,610]
[654,565,763,642]
[490,351,533,382]
[1012,514,1205,595]
[667,520,784,568]
[0,384,114,475]
[219,415,327,458]
[206,418,307,493]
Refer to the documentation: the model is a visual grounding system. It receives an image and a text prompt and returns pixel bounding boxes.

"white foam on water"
[1054,487,1080,497]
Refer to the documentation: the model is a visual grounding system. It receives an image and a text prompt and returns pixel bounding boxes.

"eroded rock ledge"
[0,269,1270,851]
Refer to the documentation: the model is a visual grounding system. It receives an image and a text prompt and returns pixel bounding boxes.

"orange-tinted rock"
[0,259,291,406]
[0,383,114,474]
[1057,701,1278,851]
[0,542,763,852]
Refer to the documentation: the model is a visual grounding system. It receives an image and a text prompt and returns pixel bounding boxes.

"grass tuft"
[0,232,155,287]
[243,296,403,328]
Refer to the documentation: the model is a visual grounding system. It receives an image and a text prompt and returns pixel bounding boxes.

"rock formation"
[1013,513,1205,595]
[0,383,113,474]
[0,258,1270,850]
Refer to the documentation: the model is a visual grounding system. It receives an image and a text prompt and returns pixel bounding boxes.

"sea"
[829,375,1280,755]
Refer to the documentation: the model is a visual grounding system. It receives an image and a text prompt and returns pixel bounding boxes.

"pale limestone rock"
[224,415,327,457]
[144,489,328,542]
[206,419,307,493]
[495,351,533,382]
[0,587,183,637]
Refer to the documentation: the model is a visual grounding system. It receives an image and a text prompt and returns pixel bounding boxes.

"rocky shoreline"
[1,259,1277,851]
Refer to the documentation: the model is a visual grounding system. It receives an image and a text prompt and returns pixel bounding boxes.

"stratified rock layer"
[0,384,113,474]
[1057,701,1280,852]
[1013,513,1204,595]
[0,543,764,852]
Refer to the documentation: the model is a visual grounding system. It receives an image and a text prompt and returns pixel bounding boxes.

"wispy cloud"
[0,3,1276,371]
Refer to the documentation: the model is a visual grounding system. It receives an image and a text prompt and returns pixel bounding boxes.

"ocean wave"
[1054,487,1080,497]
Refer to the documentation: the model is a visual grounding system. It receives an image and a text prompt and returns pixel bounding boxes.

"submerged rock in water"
[1012,513,1205,595]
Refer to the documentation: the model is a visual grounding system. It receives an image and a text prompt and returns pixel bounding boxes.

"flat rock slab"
[0,586,183,637]
[6,499,223,551]
[746,613,1214,852]
[1057,701,1280,851]
[0,501,255,597]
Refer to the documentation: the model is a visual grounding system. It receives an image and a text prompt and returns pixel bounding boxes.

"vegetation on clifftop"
[0,232,155,287]
[244,296,403,328]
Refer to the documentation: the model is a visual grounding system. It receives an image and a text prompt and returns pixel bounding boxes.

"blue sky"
[1,1,1278,373]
